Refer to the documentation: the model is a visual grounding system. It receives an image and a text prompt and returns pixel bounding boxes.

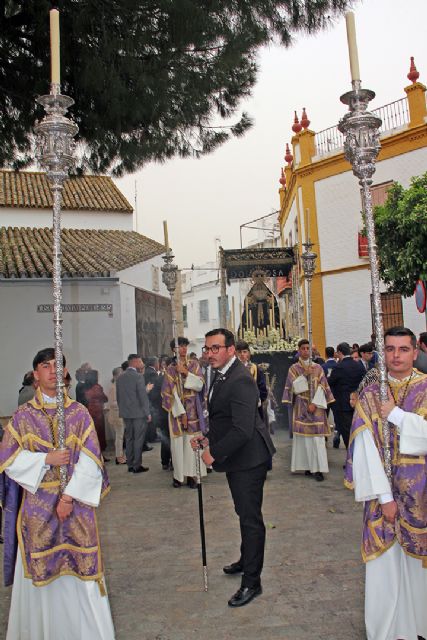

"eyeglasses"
[202,345,228,354]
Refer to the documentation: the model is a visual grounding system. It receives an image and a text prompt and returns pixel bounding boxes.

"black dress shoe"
[228,585,262,607]
[133,466,149,473]
[142,445,153,452]
[128,467,134,472]
[314,472,324,482]
[172,478,182,488]
[223,562,243,575]
[304,470,312,476]
[333,437,340,449]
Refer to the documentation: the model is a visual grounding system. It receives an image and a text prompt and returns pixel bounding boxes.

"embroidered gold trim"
[31,543,98,559]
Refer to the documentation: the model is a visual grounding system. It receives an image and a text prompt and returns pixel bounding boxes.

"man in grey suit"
[116,354,151,473]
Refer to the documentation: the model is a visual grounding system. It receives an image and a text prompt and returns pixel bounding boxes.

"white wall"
[0,279,123,417]
[316,147,427,273]
[322,269,426,348]
[1,208,134,231]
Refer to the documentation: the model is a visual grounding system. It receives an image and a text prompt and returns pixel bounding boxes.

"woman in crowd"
[105,366,126,465]
[84,369,108,456]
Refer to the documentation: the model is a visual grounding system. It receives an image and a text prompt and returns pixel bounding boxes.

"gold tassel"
[97,577,107,597]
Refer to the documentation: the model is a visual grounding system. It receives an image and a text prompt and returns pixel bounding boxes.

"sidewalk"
[0,430,366,639]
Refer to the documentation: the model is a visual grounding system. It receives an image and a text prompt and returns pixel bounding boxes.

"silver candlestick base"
[338,85,391,481]
[35,90,78,491]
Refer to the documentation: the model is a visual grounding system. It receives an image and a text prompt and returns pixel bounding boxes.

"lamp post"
[34,52,78,492]
[338,14,391,481]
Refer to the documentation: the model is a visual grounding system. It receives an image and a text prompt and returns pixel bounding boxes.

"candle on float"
[163,220,169,251]
[245,297,249,330]
[50,8,60,86]
[231,296,236,336]
[249,309,253,331]
[279,303,284,338]
[345,12,361,83]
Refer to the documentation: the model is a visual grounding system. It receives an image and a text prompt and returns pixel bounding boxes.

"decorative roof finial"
[407,56,420,84]
[301,108,310,130]
[292,111,302,134]
[284,143,293,165]
[279,168,286,187]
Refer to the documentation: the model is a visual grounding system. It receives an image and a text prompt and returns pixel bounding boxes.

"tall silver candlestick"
[301,240,317,400]
[35,87,78,491]
[161,248,179,344]
[338,83,391,481]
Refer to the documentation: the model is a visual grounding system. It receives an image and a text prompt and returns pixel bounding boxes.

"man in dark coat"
[192,328,275,608]
[329,342,364,449]
[116,354,151,473]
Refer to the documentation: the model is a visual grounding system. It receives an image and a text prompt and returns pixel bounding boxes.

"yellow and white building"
[278,60,427,353]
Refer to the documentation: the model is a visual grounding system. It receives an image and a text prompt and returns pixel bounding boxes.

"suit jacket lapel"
[209,359,240,410]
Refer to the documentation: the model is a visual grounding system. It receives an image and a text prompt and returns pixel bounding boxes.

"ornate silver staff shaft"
[35,86,78,491]
[301,241,317,401]
[161,248,179,345]
[338,83,391,481]
[161,248,183,396]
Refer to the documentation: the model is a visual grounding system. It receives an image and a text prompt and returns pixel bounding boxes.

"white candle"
[345,12,361,83]
[163,220,169,250]
[50,9,60,85]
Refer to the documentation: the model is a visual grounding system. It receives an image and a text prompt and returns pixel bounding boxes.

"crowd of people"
[0,326,426,638]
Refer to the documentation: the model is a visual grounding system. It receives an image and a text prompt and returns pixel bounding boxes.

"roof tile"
[0,171,133,213]
[0,227,165,279]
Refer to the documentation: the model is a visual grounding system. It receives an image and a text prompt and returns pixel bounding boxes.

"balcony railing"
[314,96,410,157]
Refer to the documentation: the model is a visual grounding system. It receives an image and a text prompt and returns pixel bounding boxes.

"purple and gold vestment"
[282,360,334,436]
[161,360,206,437]
[345,373,427,566]
[0,389,110,588]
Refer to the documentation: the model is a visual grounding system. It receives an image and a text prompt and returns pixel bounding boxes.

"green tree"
[374,172,427,297]
[1,0,351,176]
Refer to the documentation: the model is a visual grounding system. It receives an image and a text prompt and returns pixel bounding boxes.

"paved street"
[0,429,366,639]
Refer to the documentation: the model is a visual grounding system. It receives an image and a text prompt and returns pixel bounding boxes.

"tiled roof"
[0,227,165,278]
[0,171,133,213]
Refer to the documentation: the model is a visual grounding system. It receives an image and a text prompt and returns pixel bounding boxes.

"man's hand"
[381,500,398,523]
[180,413,188,428]
[176,363,188,377]
[201,447,214,466]
[308,403,316,414]
[46,449,70,466]
[381,389,396,421]
[147,414,152,423]
[56,495,73,522]
[146,383,154,393]
[190,435,209,451]
[308,366,317,375]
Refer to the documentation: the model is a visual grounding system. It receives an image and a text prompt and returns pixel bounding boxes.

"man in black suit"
[192,328,275,608]
[116,354,152,473]
[328,342,364,449]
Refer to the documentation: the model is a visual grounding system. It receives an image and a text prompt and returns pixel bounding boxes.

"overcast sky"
[116,0,427,268]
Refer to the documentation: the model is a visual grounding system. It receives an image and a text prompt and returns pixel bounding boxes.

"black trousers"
[226,462,268,589]
[335,410,354,449]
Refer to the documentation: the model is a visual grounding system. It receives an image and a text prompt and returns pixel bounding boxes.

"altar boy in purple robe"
[0,347,115,640]
[345,327,427,640]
